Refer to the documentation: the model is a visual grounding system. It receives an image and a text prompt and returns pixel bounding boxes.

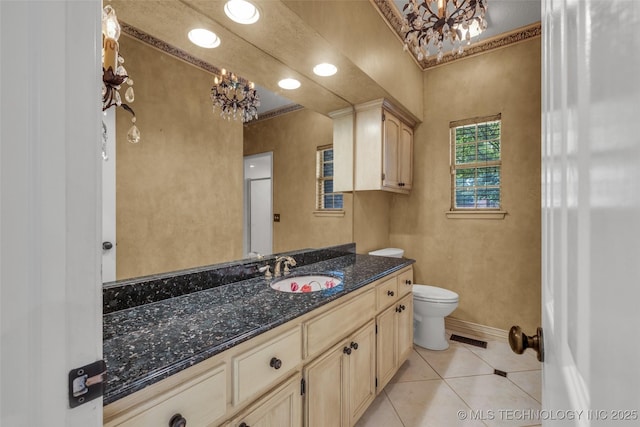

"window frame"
[449,113,503,212]
[315,145,343,212]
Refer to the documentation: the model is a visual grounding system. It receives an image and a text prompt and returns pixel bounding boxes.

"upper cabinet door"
[382,112,402,189]
[398,124,414,190]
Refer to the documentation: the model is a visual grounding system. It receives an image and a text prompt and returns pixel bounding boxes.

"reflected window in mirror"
[316,145,343,211]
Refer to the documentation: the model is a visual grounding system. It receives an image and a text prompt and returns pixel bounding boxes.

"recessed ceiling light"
[224,0,260,25]
[278,78,301,90]
[188,28,221,48]
[313,63,338,77]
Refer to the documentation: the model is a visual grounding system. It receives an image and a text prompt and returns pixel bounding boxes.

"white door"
[249,178,273,256]
[541,0,640,423]
[0,1,103,426]
[243,153,273,257]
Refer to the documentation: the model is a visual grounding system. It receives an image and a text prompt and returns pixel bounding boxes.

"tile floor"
[356,329,542,427]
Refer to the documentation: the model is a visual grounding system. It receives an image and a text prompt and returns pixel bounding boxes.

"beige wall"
[115,35,244,280]
[389,39,542,333]
[244,109,353,253]
[353,191,392,255]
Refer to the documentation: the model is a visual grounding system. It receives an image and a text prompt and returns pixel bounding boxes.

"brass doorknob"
[508,325,544,362]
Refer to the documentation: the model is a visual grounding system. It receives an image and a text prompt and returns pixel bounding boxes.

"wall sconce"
[102,5,140,145]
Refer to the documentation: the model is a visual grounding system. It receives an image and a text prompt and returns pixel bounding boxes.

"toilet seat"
[412,284,459,303]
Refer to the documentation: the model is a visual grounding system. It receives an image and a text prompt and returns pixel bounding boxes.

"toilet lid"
[412,284,459,302]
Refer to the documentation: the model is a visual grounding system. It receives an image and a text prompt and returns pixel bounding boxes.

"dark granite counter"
[103,253,414,405]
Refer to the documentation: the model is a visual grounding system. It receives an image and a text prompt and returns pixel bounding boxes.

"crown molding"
[250,104,304,123]
[371,0,541,70]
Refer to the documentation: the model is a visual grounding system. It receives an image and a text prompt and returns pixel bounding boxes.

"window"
[316,146,343,210]
[450,114,502,210]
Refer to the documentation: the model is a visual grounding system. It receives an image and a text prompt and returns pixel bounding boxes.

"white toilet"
[412,284,459,350]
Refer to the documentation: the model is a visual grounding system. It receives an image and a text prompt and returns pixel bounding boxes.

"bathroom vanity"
[102,247,414,427]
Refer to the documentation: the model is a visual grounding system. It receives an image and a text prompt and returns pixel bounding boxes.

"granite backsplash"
[102,243,356,314]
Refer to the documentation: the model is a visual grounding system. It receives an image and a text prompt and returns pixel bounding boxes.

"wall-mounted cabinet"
[332,99,416,194]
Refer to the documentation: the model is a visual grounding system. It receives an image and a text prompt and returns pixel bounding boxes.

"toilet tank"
[368,248,404,258]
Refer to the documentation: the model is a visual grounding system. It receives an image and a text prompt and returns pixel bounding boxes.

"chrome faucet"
[274,256,297,277]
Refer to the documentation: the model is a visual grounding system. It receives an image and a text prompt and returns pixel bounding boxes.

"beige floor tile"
[355,391,404,427]
[390,349,440,383]
[385,379,486,427]
[508,370,542,403]
[446,375,542,427]
[415,345,495,378]
[465,340,541,372]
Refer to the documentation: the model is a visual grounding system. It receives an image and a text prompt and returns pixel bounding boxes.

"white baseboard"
[445,317,508,341]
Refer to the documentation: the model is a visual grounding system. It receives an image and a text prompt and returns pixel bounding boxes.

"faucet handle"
[258,265,272,279]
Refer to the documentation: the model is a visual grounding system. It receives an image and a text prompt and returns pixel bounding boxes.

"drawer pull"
[343,346,352,355]
[387,290,395,296]
[169,413,187,427]
[405,279,412,285]
[269,357,282,370]
[239,423,249,427]
[350,341,359,350]
[400,304,406,311]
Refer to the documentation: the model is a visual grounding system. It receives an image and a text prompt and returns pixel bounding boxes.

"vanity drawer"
[233,326,302,406]
[376,276,398,310]
[397,268,414,297]
[305,288,375,358]
[105,363,226,427]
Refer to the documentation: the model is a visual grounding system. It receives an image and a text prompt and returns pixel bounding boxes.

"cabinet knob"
[387,290,394,296]
[350,341,359,350]
[405,279,412,285]
[400,304,406,311]
[343,346,352,355]
[102,241,113,250]
[239,423,249,427]
[269,357,282,370]
[395,306,401,313]
[169,413,187,427]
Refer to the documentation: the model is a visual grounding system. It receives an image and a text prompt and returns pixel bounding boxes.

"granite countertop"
[103,253,414,405]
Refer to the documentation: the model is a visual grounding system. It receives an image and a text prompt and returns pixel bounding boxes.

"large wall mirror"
[106,0,380,281]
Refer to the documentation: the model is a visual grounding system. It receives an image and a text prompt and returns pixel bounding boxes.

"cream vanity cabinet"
[332,99,416,194]
[304,322,376,427]
[375,272,414,392]
[229,374,303,427]
[103,266,413,427]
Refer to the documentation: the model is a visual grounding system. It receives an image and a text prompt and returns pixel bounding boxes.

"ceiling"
[111,0,540,119]
[259,0,541,116]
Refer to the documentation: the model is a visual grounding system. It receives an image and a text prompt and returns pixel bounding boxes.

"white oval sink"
[270,275,342,293]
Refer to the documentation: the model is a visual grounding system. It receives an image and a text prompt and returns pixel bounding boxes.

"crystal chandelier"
[102,5,140,146]
[402,0,488,62]
[210,69,260,123]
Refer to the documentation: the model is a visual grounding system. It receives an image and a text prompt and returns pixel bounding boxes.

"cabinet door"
[398,124,413,190]
[382,112,401,189]
[347,322,376,426]
[397,294,414,366]
[375,306,397,393]
[231,374,302,427]
[304,347,345,427]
